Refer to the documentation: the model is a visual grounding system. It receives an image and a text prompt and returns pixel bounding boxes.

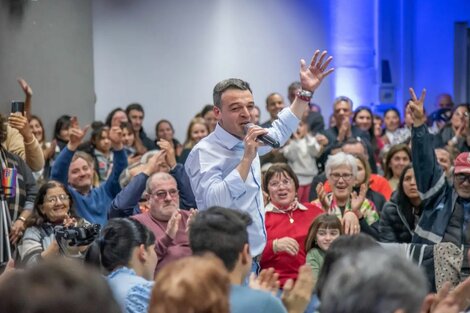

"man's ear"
[137,244,147,262]
[214,106,221,118]
[241,243,250,266]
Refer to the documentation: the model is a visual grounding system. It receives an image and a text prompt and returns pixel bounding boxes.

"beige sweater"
[3,125,45,171]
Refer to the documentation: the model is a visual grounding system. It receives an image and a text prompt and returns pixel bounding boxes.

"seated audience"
[353,154,386,212]
[50,117,127,226]
[86,218,156,313]
[260,163,324,286]
[120,121,147,164]
[305,214,342,283]
[150,255,231,313]
[0,259,121,313]
[17,181,86,266]
[440,103,470,151]
[132,172,193,274]
[352,106,383,168]
[383,143,411,190]
[53,114,72,151]
[312,152,379,239]
[379,164,422,243]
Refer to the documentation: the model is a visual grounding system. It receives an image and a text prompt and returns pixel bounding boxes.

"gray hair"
[213,78,252,108]
[325,152,358,179]
[145,172,177,194]
[320,248,427,313]
[333,96,353,109]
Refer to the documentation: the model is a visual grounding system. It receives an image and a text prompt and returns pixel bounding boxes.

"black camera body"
[54,224,100,247]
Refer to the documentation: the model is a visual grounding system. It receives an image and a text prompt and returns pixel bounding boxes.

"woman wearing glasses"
[259,163,357,287]
[311,152,380,239]
[17,181,87,266]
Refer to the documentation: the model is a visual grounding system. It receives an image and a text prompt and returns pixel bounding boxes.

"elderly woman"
[17,180,86,266]
[260,163,354,286]
[379,164,422,243]
[312,152,380,239]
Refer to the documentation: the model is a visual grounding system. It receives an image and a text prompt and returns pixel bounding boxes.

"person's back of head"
[320,248,427,313]
[189,206,252,271]
[0,258,121,313]
[150,255,230,313]
[315,234,379,299]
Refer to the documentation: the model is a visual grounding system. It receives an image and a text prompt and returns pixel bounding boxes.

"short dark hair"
[53,115,72,141]
[85,218,155,273]
[126,103,144,116]
[189,206,252,271]
[262,163,300,194]
[105,108,125,127]
[0,258,121,313]
[213,78,252,108]
[288,81,301,92]
[200,104,214,118]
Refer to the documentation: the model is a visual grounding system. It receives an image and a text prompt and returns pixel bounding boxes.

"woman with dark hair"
[155,119,183,158]
[383,143,411,190]
[105,108,128,127]
[353,106,383,166]
[29,115,58,183]
[53,115,72,151]
[260,163,325,286]
[86,218,157,313]
[17,180,85,266]
[89,126,113,183]
[200,104,217,133]
[379,164,422,243]
[439,103,470,152]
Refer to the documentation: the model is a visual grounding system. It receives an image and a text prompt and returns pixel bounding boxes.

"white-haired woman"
[311,152,380,239]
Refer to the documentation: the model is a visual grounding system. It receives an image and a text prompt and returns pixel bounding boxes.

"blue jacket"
[109,163,197,218]
[51,147,127,226]
[411,124,457,245]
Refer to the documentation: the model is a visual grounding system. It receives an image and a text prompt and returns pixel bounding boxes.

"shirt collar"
[213,122,243,150]
[265,201,308,213]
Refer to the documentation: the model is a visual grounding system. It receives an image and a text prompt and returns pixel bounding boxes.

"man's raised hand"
[300,50,334,92]
[408,88,427,127]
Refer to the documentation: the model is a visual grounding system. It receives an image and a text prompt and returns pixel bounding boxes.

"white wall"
[92,0,332,142]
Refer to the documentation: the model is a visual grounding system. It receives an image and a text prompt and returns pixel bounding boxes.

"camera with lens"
[54,224,101,247]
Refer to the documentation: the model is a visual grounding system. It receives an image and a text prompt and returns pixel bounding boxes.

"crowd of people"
[2,50,470,313]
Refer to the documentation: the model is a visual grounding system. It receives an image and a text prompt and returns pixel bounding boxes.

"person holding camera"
[17,181,88,266]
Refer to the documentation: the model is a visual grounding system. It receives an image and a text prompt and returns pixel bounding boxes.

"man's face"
[454,173,470,199]
[215,89,254,138]
[128,109,144,132]
[266,94,285,120]
[438,95,453,109]
[68,158,93,191]
[334,101,351,125]
[435,149,451,175]
[342,143,366,159]
[148,177,180,221]
[288,87,300,104]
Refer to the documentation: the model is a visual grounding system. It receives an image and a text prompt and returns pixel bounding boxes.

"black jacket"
[379,194,415,243]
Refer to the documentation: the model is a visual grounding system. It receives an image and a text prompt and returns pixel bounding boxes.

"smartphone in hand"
[11,101,24,114]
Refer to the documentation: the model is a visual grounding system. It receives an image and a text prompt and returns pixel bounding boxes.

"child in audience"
[90,126,113,183]
[304,214,342,282]
[120,121,145,165]
[282,120,327,202]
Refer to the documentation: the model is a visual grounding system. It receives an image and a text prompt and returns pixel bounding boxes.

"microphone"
[243,123,280,148]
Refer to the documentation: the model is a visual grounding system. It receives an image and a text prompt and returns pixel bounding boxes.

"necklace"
[286,211,294,223]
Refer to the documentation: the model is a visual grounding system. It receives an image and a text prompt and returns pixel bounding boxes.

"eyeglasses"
[151,189,179,200]
[45,194,70,204]
[268,178,293,189]
[455,174,470,184]
[329,173,354,182]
